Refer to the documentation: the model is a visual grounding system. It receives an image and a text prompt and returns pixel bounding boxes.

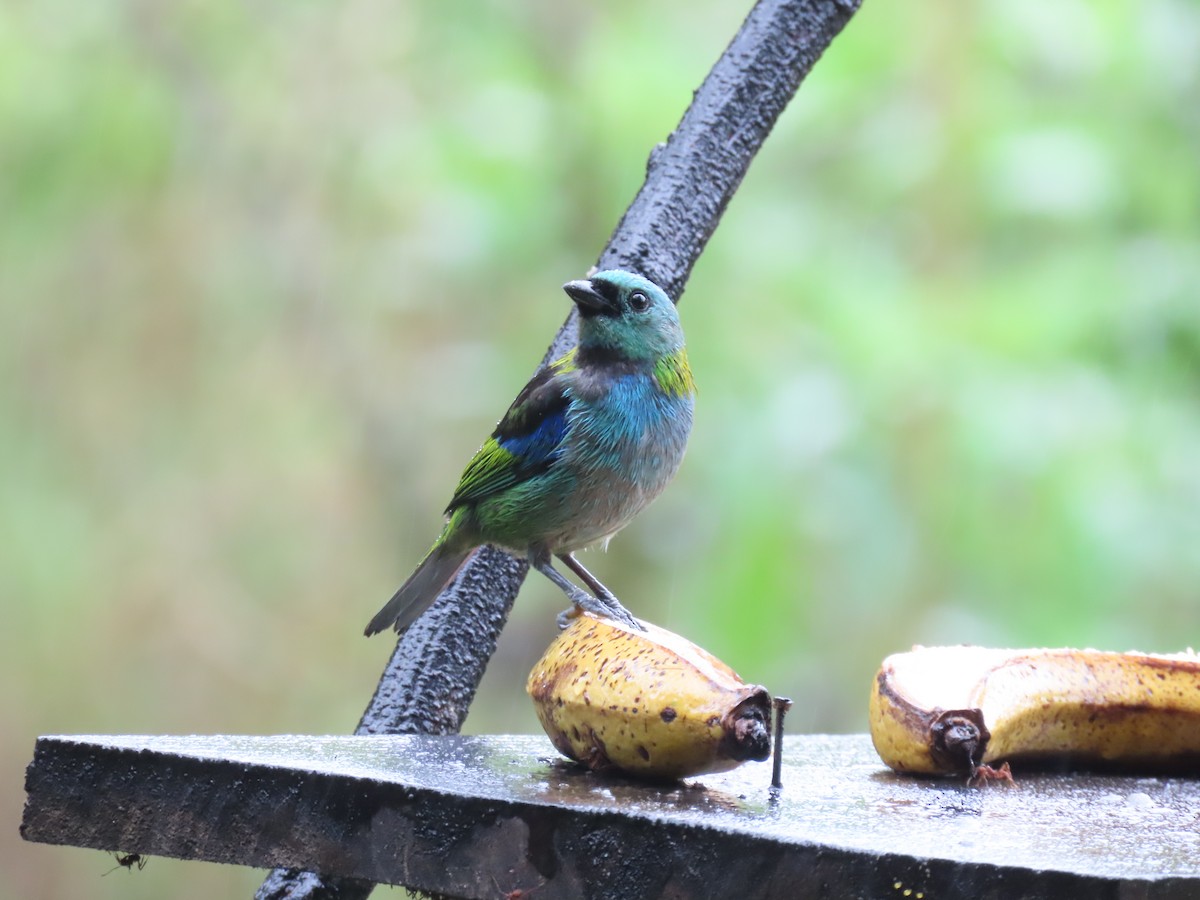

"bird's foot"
[556,595,644,632]
[584,593,644,631]
[602,597,645,632]
[532,551,645,631]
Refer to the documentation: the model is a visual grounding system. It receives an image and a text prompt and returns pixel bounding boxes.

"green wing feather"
[446,353,574,511]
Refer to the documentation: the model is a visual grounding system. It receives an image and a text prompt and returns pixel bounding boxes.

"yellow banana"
[870,645,1200,777]
[527,614,772,779]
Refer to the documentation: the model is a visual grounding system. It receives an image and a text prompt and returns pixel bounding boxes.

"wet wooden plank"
[21,733,1200,899]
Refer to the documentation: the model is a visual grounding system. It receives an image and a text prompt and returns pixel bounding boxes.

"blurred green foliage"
[4,0,1198,896]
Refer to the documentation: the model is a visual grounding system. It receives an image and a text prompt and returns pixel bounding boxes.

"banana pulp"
[870,645,1200,777]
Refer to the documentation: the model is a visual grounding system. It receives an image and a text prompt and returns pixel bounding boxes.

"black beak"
[563,279,617,317]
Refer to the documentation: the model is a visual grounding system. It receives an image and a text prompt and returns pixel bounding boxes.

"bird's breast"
[553,373,694,549]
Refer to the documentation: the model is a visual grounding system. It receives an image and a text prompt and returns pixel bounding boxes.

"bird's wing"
[446,366,570,510]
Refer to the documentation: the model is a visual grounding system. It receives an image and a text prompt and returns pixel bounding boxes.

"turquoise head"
[562,270,684,363]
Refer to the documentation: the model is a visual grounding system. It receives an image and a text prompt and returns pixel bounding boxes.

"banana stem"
[929,709,990,776]
[770,696,793,789]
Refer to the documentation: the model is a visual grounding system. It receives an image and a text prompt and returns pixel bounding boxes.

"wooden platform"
[21,733,1200,899]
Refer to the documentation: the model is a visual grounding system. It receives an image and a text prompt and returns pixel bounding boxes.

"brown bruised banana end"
[527,614,772,780]
[869,645,1200,779]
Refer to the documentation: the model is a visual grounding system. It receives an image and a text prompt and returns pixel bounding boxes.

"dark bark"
[257,0,860,896]
[27,734,1196,900]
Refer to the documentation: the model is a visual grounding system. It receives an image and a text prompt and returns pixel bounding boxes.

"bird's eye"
[629,291,650,312]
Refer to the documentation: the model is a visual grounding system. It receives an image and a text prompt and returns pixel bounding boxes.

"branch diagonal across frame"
[257,2,860,896]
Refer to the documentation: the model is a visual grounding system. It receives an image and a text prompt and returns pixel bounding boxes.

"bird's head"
[562,270,683,362]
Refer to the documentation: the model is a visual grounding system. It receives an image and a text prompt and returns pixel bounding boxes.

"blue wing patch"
[446,366,571,511]
[496,407,567,464]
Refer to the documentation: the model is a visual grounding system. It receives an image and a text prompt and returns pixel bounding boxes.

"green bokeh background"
[4,0,1198,896]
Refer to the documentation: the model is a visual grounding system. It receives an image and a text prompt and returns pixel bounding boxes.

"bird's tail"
[364,541,476,637]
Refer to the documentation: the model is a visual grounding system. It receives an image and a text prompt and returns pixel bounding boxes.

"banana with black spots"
[870,645,1200,778]
[528,614,772,780]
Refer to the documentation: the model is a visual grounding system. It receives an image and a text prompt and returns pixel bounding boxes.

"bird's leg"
[530,551,617,626]
[558,552,645,632]
[529,548,642,631]
[558,552,617,602]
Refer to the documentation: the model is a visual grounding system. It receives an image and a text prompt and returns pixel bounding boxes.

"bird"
[364,269,695,638]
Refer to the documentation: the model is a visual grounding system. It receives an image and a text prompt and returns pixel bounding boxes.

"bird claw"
[606,601,646,632]
[555,598,644,632]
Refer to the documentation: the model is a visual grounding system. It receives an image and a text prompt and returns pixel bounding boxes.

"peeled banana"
[527,614,772,779]
[870,645,1200,778]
